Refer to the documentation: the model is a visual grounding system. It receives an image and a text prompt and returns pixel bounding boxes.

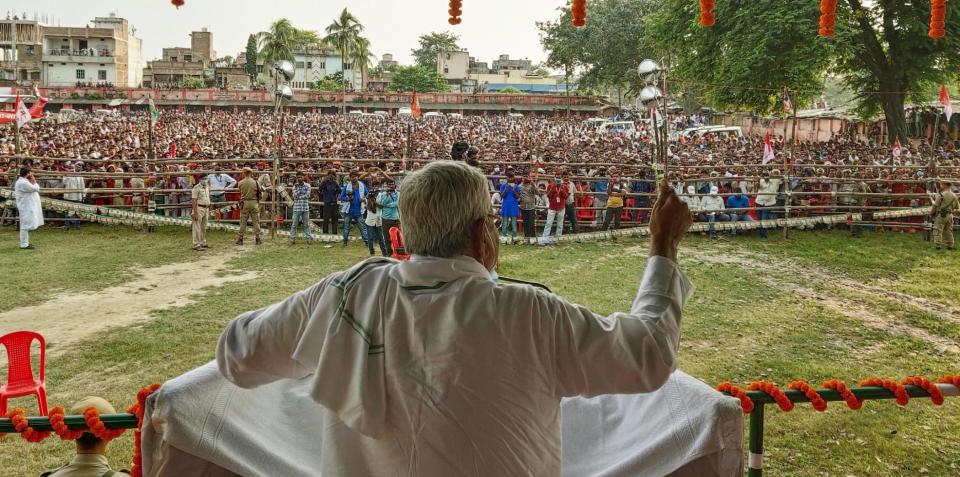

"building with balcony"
[0,17,43,84]
[40,14,142,87]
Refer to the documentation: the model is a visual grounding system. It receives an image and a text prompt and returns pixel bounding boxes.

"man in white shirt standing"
[217,161,694,476]
[14,166,43,250]
[61,163,86,229]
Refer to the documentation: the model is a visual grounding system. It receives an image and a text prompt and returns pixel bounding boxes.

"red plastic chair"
[389,227,411,261]
[0,331,48,416]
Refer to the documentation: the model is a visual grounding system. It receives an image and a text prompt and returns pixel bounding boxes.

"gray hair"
[399,161,489,257]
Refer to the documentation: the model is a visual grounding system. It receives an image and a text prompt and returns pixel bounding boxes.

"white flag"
[762,132,775,164]
[14,94,31,128]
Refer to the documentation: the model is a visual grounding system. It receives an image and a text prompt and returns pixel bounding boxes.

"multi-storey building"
[142,29,216,88]
[0,17,43,84]
[40,14,142,87]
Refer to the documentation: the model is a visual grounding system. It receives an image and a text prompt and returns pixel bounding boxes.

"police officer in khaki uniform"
[236,167,262,246]
[41,397,131,477]
[931,179,958,250]
[191,175,211,251]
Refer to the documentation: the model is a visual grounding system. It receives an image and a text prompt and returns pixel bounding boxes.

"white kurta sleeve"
[216,276,334,388]
[545,256,694,397]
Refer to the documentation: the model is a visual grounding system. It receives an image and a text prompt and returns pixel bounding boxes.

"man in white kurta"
[14,166,43,249]
[216,161,694,476]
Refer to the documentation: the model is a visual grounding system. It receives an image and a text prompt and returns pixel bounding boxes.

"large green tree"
[538,0,659,94]
[388,65,449,93]
[411,31,461,70]
[647,0,960,141]
[256,18,320,66]
[647,0,835,115]
[244,34,258,79]
[832,0,960,141]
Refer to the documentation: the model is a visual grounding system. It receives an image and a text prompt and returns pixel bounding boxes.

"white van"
[597,121,637,136]
[397,107,412,116]
[424,111,443,117]
[584,117,608,127]
[681,125,742,140]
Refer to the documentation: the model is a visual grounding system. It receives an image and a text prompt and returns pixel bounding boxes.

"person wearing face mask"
[216,160,694,477]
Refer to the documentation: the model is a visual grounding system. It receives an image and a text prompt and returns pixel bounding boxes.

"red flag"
[940,84,952,123]
[762,132,775,164]
[0,92,46,124]
[892,137,902,158]
[411,91,422,118]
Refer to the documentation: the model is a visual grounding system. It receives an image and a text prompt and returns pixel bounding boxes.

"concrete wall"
[45,63,116,85]
[438,51,469,79]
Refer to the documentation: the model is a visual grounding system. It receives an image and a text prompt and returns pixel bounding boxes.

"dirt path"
[679,244,960,353]
[0,253,259,356]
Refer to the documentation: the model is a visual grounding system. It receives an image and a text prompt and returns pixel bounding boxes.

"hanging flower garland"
[171,0,185,9]
[818,0,837,37]
[49,407,86,441]
[699,0,716,27]
[128,384,162,477]
[572,0,587,28]
[930,0,946,39]
[448,0,463,25]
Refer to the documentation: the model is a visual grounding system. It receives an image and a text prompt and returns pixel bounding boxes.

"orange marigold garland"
[902,376,944,405]
[930,0,946,40]
[571,0,587,28]
[823,379,864,410]
[788,380,827,412]
[4,408,51,443]
[83,407,126,442]
[128,383,162,477]
[747,381,795,412]
[699,0,716,27]
[49,406,85,441]
[448,0,463,26]
[717,381,755,413]
[818,0,838,37]
[860,378,910,406]
[937,374,960,387]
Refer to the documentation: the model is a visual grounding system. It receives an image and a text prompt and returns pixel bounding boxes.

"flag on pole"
[892,137,902,158]
[14,93,31,128]
[783,89,793,114]
[762,132,775,164]
[940,84,952,123]
[148,98,160,128]
[411,91,422,118]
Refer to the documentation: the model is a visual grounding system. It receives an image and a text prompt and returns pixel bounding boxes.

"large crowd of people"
[1,110,958,250]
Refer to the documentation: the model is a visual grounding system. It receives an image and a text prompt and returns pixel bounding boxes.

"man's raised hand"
[649,180,693,261]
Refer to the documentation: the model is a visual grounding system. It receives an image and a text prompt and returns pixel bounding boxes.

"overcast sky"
[7,0,567,66]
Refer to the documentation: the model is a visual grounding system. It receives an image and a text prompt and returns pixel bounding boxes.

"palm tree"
[256,19,320,80]
[323,8,364,113]
[351,37,376,90]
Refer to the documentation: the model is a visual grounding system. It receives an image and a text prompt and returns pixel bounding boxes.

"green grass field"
[0,225,958,476]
